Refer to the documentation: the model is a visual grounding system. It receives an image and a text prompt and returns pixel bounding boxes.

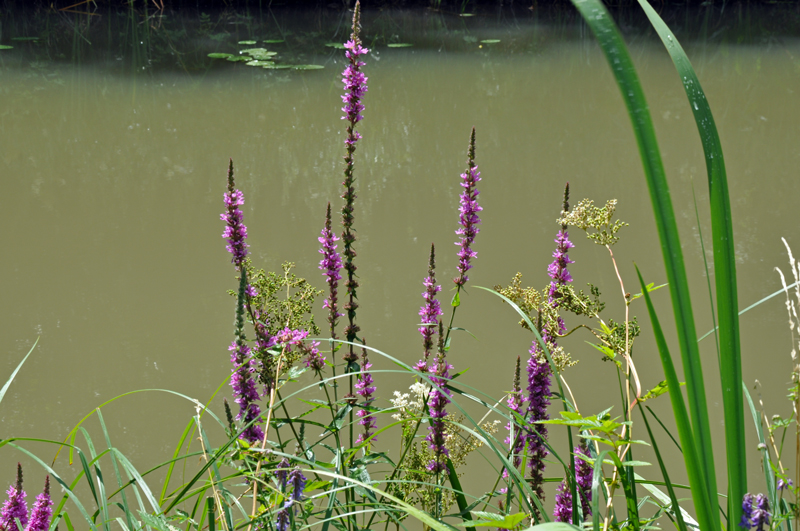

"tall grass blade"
[743,383,777,526]
[635,2,745,522]
[0,337,39,406]
[447,458,475,530]
[635,266,716,531]
[95,409,135,531]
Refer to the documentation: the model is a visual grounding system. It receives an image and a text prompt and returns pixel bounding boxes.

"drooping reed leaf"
[635,3,745,522]
[0,337,38,406]
[635,266,716,531]
[570,0,718,524]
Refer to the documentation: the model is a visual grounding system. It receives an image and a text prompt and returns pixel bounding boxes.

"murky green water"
[2,3,800,511]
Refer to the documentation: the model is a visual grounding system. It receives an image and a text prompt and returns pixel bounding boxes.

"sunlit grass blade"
[96,409,135,531]
[635,2,745,522]
[639,404,688,531]
[635,266,716,531]
[0,337,39,406]
[159,418,194,506]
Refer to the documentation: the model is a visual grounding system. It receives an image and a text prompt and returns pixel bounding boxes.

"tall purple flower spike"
[741,493,770,531]
[553,444,593,522]
[230,273,264,444]
[454,127,482,288]
[0,464,28,531]
[25,477,52,531]
[319,203,343,340]
[526,183,573,505]
[341,1,368,364]
[221,159,249,270]
[502,356,525,483]
[416,244,442,372]
[355,341,377,444]
[427,322,453,475]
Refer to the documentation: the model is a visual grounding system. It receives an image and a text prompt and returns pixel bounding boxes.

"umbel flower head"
[220,159,249,269]
[454,127,482,288]
[0,464,27,531]
[416,243,442,372]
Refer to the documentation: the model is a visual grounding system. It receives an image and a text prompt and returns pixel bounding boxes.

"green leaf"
[245,60,274,67]
[292,64,324,70]
[1,337,38,406]
[461,512,528,528]
[263,65,291,69]
[226,56,250,62]
[263,39,285,44]
[238,40,257,45]
[11,37,38,41]
[325,43,345,49]
[387,43,413,48]
[207,53,232,59]
[0,45,13,50]
[451,291,461,307]
[480,39,501,44]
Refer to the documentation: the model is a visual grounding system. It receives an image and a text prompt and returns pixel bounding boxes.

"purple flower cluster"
[553,445,593,522]
[302,341,326,372]
[426,323,453,475]
[454,128,482,288]
[341,21,368,132]
[319,203,343,339]
[229,339,264,444]
[0,465,27,531]
[355,344,377,444]
[503,356,525,482]
[220,159,249,269]
[0,466,52,531]
[275,465,307,531]
[741,494,770,531]
[416,244,442,372]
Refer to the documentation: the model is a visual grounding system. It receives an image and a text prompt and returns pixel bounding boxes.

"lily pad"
[264,64,291,70]
[263,39,285,44]
[325,43,345,49]
[226,56,250,62]
[459,13,475,17]
[246,60,274,67]
[0,45,13,50]
[291,64,324,70]
[249,51,278,60]
[208,52,233,59]
[238,40,257,45]
[387,43,413,48]
[480,39,501,44]
[240,47,268,55]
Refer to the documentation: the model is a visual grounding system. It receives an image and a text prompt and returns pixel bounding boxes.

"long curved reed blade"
[635,3,745,522]
[636,266,717,531]
[569,0,718,522]
[0,337,39,406]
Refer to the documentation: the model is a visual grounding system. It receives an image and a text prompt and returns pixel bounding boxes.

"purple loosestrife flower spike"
[319,203,343,340]
[341,1,368,364]
[287,468,307,504]
[503,356,525,482]
[230,271,264,444]
[355,341,377,444]
[454,127,482,288]
[24,477,51,531]
[0,464,28,531]
[553,445,593,522]
[553,480,573,523]
[220,159,249,270]
[426,322,453,475]
[416,244,442,372]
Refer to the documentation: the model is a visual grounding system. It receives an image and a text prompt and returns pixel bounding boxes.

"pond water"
[2,2,800,515]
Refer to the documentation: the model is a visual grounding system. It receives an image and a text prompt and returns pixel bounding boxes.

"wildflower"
[778,478,793,490]
[427,322,453,475]
[553,444,593,522]
[253,309,277,394]
[341,1,368,364]
[220,159,249,269]
[230,273,263,444]
[741,493,770,531]
[25,477,51,531]
[454,128,482,288]
[0,464,27,531]
[553,479,573,523]
[287,468,307,504]
[525,350,550,504]
[740,494,755,528]
[355,342,377,444]
[503,356,525,480]
[319,203,343,339]
[275,502,291,531]
[302,341,326,372]
[416,244,442,372]
[276,458,291,491]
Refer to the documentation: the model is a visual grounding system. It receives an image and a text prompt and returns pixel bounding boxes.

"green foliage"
[558,199,627,247]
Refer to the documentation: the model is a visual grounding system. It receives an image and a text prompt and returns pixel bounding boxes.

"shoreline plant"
[3,2,797,531]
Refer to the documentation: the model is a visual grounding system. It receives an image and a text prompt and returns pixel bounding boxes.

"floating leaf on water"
[459,13,475,17]
[0,45,13,50]
[238,40,257,45]
[263,64,291,69]
[387,43,413,48]
[249,52,277,60]
[226,56,250,62]
[207,53,233,59]
[11,37,39,41]
[240,47,268,55]
[263,39,284,44]
[246,60,274,67]
[325,43,345,49]
[480,39,501,44]
[292,64,324,70]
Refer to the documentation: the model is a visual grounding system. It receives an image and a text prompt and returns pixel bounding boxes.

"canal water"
[1,2,799,521]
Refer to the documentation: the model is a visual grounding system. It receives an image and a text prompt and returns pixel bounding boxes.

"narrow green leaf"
[0,337,39,406]
[452,291,461,307]
[447,458,474,530]
[207,53,232,59]
[387,43,413,48]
